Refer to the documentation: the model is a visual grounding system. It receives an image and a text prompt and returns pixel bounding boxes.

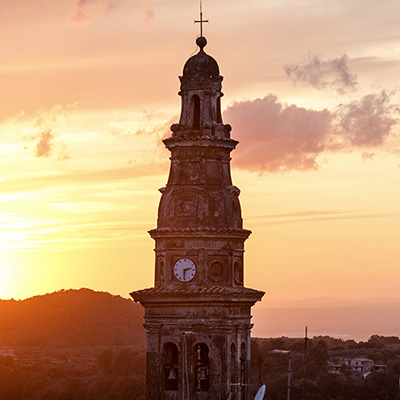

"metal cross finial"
[194,0,209,37]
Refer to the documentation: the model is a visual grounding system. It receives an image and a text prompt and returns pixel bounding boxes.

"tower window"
[231,197,242,229]
[194,343,209,391]
[240,342,246,398]
[158,259,165,284]
[230,342,237,400]
[163,343,179,391]
[216,96,222,123]
[192,95,201,130]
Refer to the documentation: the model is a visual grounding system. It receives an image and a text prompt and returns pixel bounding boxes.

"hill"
[0,288,145,348]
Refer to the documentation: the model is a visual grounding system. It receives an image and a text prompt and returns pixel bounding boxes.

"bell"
[200,367,207,380]
[167,368,177,380]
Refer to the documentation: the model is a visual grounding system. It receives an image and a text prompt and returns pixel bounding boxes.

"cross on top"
[194,0,209,37]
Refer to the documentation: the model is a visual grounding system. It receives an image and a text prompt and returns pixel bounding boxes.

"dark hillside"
[0,288,145,348]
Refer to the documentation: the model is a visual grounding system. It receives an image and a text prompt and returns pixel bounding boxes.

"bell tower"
[131,35,264,400]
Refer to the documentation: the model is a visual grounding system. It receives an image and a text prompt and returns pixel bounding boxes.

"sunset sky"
[1,0,400,303]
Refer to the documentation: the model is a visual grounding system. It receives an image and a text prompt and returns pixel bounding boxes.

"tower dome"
[182,37,220,83]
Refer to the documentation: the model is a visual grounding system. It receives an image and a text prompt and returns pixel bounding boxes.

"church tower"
[131,35,264,400]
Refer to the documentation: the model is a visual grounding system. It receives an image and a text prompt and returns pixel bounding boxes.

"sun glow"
[0,254,19,299]
[1,0,400,305]
[0,212,48,252]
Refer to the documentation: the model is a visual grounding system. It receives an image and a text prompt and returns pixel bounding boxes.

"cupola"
[171,36,231,138]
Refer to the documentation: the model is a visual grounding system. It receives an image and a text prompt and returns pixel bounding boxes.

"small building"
[330,363,342,374]
[345,358,374,373]
[0,346,16,361]
[372,364,386,372]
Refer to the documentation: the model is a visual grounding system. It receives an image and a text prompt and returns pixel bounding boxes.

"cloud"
[143,7,154,20]
[1,166,166,194]
[284,53,357,94]
[36,130,54,158]
[71,0,121,24]
[224,95,332,172]
[142,0,155,20]
[70,0,154,25]
[1,111,25,129]
[249,210,397,225]
[109,110,171,166]
[251,210,349,220]
[334,91,399,147]
[265,212,398,225]
[24,103,77,159]
[361,152,376,160]
[110,110,168,138]
[223,92,398,172]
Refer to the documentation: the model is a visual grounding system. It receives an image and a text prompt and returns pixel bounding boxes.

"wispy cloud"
[0,205,151,252]
[23,103,77,159]
[250,210,349,220]
[248,210,399,225]
[361,152,376,160]
[71,0,121,24]
[285,53,357,94]
[142,0,154,20]
[70,0,155,25]
[1,165,166,194]
[110,110,168,138]
[334,91,399,147]
[1,111,25,130]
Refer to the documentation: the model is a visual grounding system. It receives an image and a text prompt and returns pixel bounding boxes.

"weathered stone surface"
[131,37,264,400]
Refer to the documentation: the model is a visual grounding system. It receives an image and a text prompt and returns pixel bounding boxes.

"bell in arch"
[200,366,208,381]
[167,368,177,380]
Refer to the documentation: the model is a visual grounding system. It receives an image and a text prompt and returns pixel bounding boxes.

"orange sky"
[1,0,400,302]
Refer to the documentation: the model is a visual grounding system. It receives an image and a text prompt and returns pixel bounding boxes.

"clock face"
[174,258,196,282]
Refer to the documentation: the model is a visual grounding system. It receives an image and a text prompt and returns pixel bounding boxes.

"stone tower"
[131,36,264,400]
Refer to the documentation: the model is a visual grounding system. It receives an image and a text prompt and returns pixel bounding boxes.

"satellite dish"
[254,384,266,400]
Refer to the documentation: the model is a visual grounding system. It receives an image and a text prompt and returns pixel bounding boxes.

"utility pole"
[303,326,308,400]
[271,349,291,400]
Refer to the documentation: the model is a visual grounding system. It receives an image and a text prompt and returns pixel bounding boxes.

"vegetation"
[1,289,399,399]
[0,288,145,347]
[0,289,145,400]
[251,336,400,400]
[0,346,145,400]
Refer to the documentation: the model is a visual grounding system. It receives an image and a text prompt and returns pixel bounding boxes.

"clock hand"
[183,268,190,279]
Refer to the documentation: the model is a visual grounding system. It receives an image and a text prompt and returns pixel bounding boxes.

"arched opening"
[158,259,165,284]
[230,342,237,400]
[240,342,246,398]
[231,198,242,229]
[216,96,222,123]
[192,95,201,130]
[194,343,209,391]
[234,260,243,286]
[163,343,179,391]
